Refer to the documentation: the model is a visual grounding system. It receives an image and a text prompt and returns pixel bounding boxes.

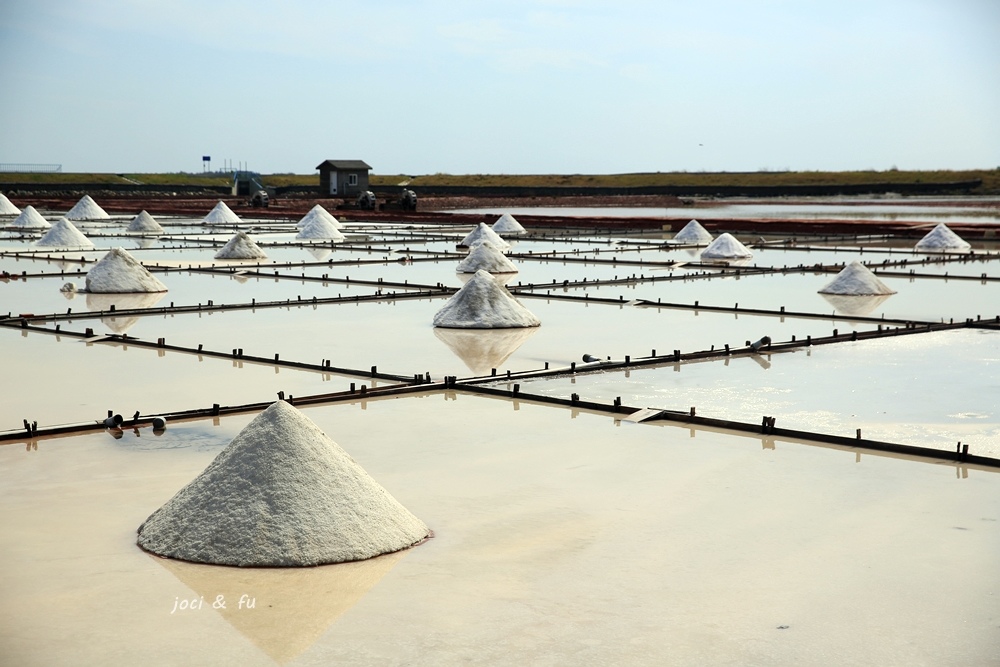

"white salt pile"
[37,218,95,248]
[296,205,341,230]
[818,260,896,295]
[85,247,167,293]
[673,219,713,244]
[297,217,345,241]
[126,210,164,234]
[433,269,540,328]
[0,193,20,215]
[700,232,752,259]
[10,205,51,229]
[215,231,267,259]
[136,400,430,566]
[459,222,511,251]
[914,223,971,251]
[492,213,526,234]
[65,195,110,221]
[202,200,242,224]
[456,241,518,274]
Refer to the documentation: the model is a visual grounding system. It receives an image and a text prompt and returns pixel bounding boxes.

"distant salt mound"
[673,219,713,244]
[86,247,167,293]
[459,222,510,251]
[0,193,20,215]
[914,223,971,251]
[37,218,95,248]
[202,200,242,224]
[818,260,896,295]
[434,269,540,328]
[10,205,51,229]
[457,241,518,274]
[492,213,525,234]
[66,195,110,221]
[700,232,752,259]
[297,217,345,241]
[136,400,430,566]
[296,205,341,230]
[127,210,164,233]
[215,231,267,259]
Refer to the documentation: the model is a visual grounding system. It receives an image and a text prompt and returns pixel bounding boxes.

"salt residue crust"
[127,210,164,233]
[0,193,20,215]
[673,219,713,244]
[456,241,518,274]
[202,201,242,224]
[700,232,752,259]
[10,205,51,229]
[914,223,971,251]
[136,400,430,566]
[460,223,511,251]
[37,218,95,248]
[215,231,267,259]
[492,213,526,234]
[433,269,540,328]
[297,205,341,230]
[297,217,345,240]
[85,247,167,293]
[818,260,896,295]
[65,195,110,221]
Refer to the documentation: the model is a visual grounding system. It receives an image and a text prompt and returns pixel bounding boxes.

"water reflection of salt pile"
[819,292,892,317]
[306,246,333,261]
[137,401,430,566]
[86,291,166,333]
[434,270,540,328]
[86,247,167,293]
[914,223,970,252]
[65,195,110,221]
[434,326,539,375]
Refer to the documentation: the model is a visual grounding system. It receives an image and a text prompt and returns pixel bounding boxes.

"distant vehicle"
[250,190,269,208]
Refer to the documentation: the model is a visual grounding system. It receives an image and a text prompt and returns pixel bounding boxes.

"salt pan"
[85,247,167,293]
[818,260,896,295]
[456,241,518,274]
[215,231,267,259]
[433,269,540,329]
[37,218,94,248]
[65,195,110,221]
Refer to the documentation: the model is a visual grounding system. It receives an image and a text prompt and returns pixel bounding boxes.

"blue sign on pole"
[202,156,211,161]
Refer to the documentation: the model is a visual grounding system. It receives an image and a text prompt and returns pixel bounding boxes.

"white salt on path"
[126,210,164,234]
[65,195,110,221]
[10,205,51,229]
[818,260,896,295]
[492,213,526,234]
[0,192,20,215]
[914,223,971,251]
[700,232,753,259]
[456,241,518,274]
[297,217,345,241]
[433,269,540,328]
[215,231,267,259]
[85,247,167,293]
[37,218,95,248]
[136,400,430,566]
[673,219,713,244]
[459,223,511,251]
[202,200,243,224]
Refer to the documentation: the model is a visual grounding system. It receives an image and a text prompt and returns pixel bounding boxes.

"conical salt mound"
[296,216,345,240]
[136,400,430,566]
[202,200,242,224]
[434,269,540,328]
[459,222,511,251]
[700,232,752,259]
[673,219,713,244]
[296,205,341,229]
[456,241,518,274]
[818,260,896,295]
[492,213,525,234]
[37,218,95,248]
[65,195,110,220]
[10,205,51,229]
[126,210,164,233]
[86,247,167,293]
[914,223,971,251]
[215,231,267,259]
[0,193,20,215]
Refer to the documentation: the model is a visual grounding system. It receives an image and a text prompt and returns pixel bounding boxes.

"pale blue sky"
[1,0,997,175]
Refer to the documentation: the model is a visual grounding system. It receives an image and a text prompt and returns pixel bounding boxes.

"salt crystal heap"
[673,219,713,244]
[0,193,20,215]
[127,210,164,234]
[296,205,341,230]
[202,200,242,224]
[10,205,51,229]
[66,195,110,221]
[914,223,971,252]
[700,232,752,259]
[86,247,167,293]
[37,218,95,248]
[818,260,896,295]
[215,231,267,259]
[136,400,430,566]
[297,216,345,241]
[459,222,510,252]
[434,269,540,328]
[492,213,526,234]
[456,241,518,274]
